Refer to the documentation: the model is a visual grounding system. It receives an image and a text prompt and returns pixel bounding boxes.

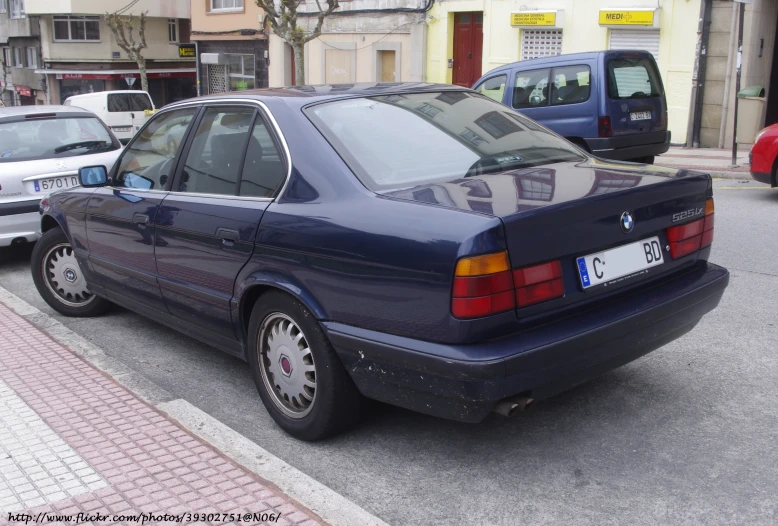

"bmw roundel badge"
[620,211,634,233]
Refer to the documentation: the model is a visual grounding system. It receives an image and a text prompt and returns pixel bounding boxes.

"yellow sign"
[598,10,655,25]
[178,45,196,58]
[511,12,556,27]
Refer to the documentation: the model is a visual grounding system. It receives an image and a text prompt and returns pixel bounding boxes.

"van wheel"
[31,228,110,317]
[247,291,362,441]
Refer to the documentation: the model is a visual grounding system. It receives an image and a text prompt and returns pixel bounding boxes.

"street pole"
[730,1,746,167]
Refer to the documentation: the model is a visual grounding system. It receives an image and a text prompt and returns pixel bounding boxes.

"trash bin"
[736,86,766,144]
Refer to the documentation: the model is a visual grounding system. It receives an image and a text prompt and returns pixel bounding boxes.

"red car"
[750,123,778,186]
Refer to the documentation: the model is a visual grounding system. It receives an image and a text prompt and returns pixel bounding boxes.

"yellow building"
[426,0,702,143]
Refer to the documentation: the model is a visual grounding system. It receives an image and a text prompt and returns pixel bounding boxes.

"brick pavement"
[0,302,325,526]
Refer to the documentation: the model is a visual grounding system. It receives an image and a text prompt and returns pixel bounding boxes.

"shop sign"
[178,44,196,58]
[511,12,556,26]
[598,10,655,25]
[15,86,32,97]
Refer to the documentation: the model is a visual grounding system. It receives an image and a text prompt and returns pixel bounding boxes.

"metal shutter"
[609,29,660,63]
[521,29,563,61]
[207,64,227,94]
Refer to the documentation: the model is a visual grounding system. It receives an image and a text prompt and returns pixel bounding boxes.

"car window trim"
[163,98,292,202]
[169,105,259,198]
[474,73,508,103]
[108,105,203,192]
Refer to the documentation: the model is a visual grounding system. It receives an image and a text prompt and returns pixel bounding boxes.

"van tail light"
[452,252,515,319]
[665,198,714,259]
[513,260,564,308]
[598,116,612,138]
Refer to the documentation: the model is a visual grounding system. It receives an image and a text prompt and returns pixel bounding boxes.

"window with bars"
[168,19,178,43]
[521,29,562,61]
[53,16,100,42]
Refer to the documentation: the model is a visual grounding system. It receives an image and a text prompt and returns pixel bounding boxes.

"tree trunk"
[292,43,305,86]
[137,55,148,93]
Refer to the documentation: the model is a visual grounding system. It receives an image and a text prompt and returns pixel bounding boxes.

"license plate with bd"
[576,237,664,289]
[33,175,80,193]
[630,111,652,121]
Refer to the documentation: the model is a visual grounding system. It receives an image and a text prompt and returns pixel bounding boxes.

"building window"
[210,0,243,12]
[10,0,24,19]
[168,19,178,43]
[521,29,562,60]
[0,0,6,14]
[53,16,100,42]
[226,54,255,91]
[13,47,23,68]
[2,48,10,68]
[25,47,36,69]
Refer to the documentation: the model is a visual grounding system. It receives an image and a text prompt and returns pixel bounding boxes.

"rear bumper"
[325,261,729,423]
[750,171,775,186]
[585,130,671,161]
[0,205,40,247]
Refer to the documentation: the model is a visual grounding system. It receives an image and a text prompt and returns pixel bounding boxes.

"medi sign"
[598,10,655,25]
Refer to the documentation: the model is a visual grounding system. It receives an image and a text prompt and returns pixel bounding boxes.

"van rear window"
[107,93,153,112]
[606,58,663,100]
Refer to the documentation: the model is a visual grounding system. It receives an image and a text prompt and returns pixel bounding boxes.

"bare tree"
[105,11,149,92]
[0,52,10,104]
[255,0,340,85]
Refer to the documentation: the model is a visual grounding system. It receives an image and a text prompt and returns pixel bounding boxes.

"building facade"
[1,0,45,106]
[22,0,195,106]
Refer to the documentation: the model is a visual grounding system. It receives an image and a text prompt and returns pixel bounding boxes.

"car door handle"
[216,228,239,244]
[133,213,149,225]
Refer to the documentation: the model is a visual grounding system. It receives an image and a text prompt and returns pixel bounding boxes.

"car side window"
[114,108,197,190]
[178,107,254,196]
[239,116,287,198]
[550,65,591,106]
[512,68,551,109]
[474,75,507,103]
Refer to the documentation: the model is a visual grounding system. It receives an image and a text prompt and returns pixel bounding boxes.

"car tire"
[247,290,362,441]
[31,228,110,317]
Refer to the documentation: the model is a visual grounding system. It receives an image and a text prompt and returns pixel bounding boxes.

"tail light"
[452,252,564,319]
[665,198,714,259]
[598,116,612,138]
[452,252,515,319]
[513,260,564,307]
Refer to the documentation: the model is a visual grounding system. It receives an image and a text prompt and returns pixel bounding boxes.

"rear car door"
[604,53,666,136]
[85,107,198,312]
[155,103,287,344]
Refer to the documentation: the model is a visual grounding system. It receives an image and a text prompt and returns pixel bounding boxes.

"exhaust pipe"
[492,395,534,417]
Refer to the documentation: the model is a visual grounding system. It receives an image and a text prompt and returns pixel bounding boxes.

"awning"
[35,68,196,80]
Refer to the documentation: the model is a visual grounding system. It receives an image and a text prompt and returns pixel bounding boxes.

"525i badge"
[672,207,703,222]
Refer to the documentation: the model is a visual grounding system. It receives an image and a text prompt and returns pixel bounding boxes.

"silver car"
[0,105,123,247]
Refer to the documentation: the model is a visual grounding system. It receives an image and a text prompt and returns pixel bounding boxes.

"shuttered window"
[609,29,660,64]
[521,29,562,61]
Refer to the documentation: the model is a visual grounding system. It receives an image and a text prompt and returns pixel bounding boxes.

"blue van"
[472,50,670,163]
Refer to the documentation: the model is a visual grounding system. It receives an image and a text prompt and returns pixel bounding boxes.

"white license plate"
[576,237,664,289]
[33,175,80,193]
[630,111,652,121]
[112,126,132,132]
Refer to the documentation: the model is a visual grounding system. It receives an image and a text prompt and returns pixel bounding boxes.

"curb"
[0,285,390,526]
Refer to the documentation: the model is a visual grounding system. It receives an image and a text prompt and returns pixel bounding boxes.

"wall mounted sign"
[599,10,655,25]
[511,12,556,26]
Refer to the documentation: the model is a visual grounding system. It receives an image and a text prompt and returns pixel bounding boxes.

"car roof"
[0,105,97,123]
[485,49,656,75]
[164,82,469,109]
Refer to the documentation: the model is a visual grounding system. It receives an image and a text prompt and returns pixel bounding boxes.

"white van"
[63,90,155,144]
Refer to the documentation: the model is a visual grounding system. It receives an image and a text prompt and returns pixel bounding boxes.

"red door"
[452,12,483,87]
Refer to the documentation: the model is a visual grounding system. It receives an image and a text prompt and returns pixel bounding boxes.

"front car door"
[84,107,199,313]
[154,103,288,349]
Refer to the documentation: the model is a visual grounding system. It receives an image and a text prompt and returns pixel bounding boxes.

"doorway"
[764,13,778,126]
[378,50,396,82]
[452,12,483,87]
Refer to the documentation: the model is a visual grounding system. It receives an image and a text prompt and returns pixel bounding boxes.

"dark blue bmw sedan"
[32,83,729,440]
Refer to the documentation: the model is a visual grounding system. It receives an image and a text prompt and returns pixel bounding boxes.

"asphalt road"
[1,178,776,526]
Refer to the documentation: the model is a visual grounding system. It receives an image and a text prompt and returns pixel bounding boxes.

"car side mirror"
[79,166,108,188]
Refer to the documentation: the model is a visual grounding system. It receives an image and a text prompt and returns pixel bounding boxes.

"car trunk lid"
[604,52,667,137]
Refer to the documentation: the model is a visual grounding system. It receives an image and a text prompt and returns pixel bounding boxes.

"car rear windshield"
[0,117,118,163]
[606,57,664,100]
[107,93,153,112]
[304,92,586,191]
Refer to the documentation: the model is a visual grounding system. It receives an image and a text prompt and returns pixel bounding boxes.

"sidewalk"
[657,146,752,179]
[0,301,324,526]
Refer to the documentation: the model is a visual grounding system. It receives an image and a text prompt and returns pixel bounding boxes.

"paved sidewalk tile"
[0,303,324,526]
